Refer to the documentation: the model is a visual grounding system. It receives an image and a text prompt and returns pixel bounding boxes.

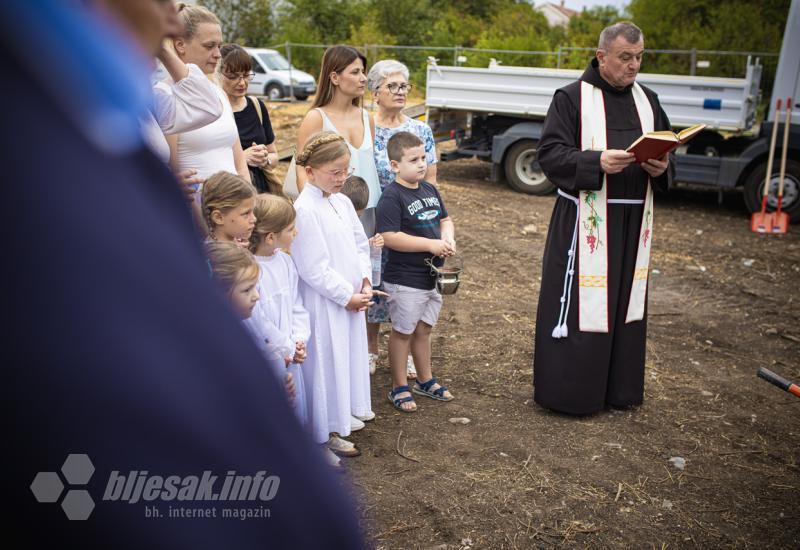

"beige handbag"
[282,155,299,199]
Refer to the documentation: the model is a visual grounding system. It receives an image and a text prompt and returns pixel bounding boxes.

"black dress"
[233,97,276,193]
[532,59,675,415]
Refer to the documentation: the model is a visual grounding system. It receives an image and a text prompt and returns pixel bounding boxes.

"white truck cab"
[244,47,317,101]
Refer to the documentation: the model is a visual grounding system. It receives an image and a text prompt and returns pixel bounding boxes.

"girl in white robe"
[246,194,310,426]
[291,132,381,457]
[205,241,295,399]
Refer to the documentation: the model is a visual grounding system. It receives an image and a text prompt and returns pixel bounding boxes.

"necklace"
[328,198,343,220]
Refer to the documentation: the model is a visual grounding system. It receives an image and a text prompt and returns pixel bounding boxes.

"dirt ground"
[269,100,800,549]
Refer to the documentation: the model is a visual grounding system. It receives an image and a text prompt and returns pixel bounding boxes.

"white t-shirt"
[166,82,238,179]
[143,64,223,163]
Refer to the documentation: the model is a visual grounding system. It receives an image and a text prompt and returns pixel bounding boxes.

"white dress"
[246,251,311,426]
[292,183,373,444]
[143,63,223,163]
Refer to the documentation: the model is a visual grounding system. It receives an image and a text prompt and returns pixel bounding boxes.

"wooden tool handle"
[777,97,793,199]
[763,98,782,198]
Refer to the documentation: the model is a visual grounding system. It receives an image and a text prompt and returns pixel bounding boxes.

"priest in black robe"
[533,22,674,415]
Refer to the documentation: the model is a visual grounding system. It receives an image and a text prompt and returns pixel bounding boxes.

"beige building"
[535,1,579,27]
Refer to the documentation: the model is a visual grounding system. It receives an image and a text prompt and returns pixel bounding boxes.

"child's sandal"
[388,385,417,413]
[412,377,454,402]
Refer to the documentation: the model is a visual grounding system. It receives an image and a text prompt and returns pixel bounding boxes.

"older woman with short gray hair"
[368,59,438,189]
[365,59,438,380]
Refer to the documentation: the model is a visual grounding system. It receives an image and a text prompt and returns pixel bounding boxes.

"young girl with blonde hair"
[205,241,295,401]
[246,194,309,427]
[291,131,384,460]
[201,171,256,243]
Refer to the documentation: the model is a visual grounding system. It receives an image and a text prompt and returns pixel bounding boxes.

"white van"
[244,47,317,101]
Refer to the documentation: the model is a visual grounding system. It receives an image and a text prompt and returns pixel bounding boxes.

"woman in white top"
[144,46,222,166]
[164,4,250,191]
[294,46,381,212]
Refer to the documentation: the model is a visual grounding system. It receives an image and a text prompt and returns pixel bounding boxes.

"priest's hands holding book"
[600,150,636,174]
[600,149,668,177]
[640,154,669,178]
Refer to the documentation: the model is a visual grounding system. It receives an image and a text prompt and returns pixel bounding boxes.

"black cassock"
[533,59,674,415]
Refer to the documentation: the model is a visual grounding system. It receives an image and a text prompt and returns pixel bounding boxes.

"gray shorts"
[383,282,443,335]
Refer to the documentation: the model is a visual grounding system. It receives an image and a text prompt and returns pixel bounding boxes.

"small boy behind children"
[376,131,456,413]
[342,175,385,376]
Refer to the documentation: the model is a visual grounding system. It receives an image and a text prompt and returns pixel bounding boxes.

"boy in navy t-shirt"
[376,131,456,413]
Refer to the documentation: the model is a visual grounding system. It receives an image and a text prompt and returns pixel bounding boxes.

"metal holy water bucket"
[425,255,464,295]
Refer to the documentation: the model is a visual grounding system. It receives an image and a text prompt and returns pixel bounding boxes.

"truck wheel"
[503,140,554,195]
[265,84,283,101]
[743,159,800,224]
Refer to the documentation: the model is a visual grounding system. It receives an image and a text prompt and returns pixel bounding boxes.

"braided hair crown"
[295,131,347,167]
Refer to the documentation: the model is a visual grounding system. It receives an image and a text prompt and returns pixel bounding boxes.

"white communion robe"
[292,183,373,444]
[248,251,311,426]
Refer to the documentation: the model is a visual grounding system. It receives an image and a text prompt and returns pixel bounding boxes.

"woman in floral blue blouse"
[367,59,439,379]
[369,60,438,189]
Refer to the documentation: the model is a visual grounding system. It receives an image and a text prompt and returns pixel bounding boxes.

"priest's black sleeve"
[538,89,603,193]
[651,98,676,193]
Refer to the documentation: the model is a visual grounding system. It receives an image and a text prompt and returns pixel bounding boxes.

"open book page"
[627,123,706,162]
[677,123,706,142]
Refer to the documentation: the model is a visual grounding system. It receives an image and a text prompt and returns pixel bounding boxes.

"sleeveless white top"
[316,108,382,209]
[175,85,238,180]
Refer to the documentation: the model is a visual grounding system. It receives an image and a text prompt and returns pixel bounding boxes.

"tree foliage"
[198,0,789,85]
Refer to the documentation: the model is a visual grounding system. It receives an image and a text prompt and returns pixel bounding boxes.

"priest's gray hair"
[598,22,643,50]
[367,60,410,93]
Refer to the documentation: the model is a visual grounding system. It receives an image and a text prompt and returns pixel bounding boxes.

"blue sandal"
[412,377,454,402]
[388,385,417,413]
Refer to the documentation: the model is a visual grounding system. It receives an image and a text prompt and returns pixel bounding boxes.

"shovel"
[750,98,781,233]
[757,367,800,398]
[771,97,792,234]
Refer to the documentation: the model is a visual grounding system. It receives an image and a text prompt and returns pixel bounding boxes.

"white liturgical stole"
[578,80,654,332]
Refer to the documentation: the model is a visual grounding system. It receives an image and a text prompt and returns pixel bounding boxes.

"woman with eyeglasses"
[365,60,439,380]
[368,59,438,190]
[219,44,281,195]
[164,4,251,205]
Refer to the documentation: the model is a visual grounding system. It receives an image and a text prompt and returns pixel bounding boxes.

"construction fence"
[265,42,779,110]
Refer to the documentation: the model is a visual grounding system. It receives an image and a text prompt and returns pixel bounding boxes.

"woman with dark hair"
[291,45,381,209]
[292,46,382,431]
[219,44,281,195]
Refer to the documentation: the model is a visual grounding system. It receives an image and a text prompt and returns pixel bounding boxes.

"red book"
[626,123,706,163]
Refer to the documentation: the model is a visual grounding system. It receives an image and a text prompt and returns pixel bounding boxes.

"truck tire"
[742,159,800,224]
[503,139,554,195]
[265,83,283,101]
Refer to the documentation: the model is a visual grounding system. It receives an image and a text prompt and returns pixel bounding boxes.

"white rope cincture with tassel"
[551,189,645,339]
[552,192,579,339]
